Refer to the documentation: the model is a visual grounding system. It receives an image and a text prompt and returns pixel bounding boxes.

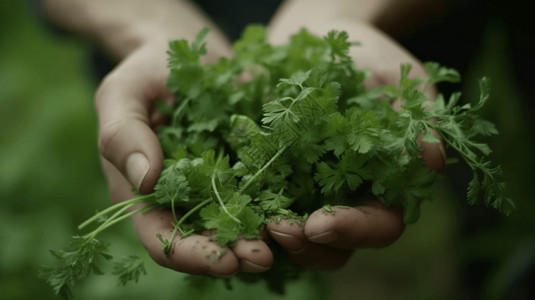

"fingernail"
[240,260,270,273]
[269,230,304,250]
[308,231,338,244]
[126,152,150,190]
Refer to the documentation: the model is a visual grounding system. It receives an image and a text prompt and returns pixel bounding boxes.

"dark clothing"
[193,0,283,41]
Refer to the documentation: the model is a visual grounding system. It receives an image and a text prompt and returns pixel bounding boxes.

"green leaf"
[257,189,294,212]
[153,162,191,206]
[399,63,425,89]
[422,129,441,144]
[324,30,354,62]
[424,62,461,84]
[238,207,264,239]
[470,119,499,136]
[314,162,344,195]
[40,236,112,299]
[467,172,480,205]
[199,203,221,229]
[322,112,348,157]
[113,255,147,286]
[346,110,382,154]
[262,98,300,126]
[314,152,369,195]
[277,70,311,89]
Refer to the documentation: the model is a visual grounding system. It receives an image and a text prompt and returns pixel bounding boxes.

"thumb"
[95,72,165,194]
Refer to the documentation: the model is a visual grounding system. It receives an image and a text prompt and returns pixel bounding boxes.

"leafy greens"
[41,25,513,298]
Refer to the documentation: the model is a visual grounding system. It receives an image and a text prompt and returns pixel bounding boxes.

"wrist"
[268,14,375,46]
[268,0,380,45]
[82,1,195,60]
[269,0,446,42]
[44,0,231,61]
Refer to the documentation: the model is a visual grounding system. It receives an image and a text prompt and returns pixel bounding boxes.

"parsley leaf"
[43,25,512,298]
[113,255,147,286]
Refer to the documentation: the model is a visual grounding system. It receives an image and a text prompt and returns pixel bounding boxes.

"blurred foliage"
[459,18,535,299]
[0,0,533,300]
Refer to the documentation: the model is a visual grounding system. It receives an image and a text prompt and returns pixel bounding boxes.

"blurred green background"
[1,1,533,299]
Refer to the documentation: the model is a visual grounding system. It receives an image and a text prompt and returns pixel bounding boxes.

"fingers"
[131,208,240,277]
[102,158,237,275]
[267,202,404,271]
[268,201,404,253]
[135,211,274,275]
[95,44,171,193]
[102,157,272,276]
[268,219,305,251]
[304,202,405,250]
[232,238,273,273]
[267,219,352,270]
[136,213,274,275]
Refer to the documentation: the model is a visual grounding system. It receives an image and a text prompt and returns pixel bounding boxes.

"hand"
[268,202,404,270]
[266,19,445,270]
[96,38,274,276]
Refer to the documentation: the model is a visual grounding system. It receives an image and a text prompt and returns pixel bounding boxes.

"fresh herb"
[42,25,512,298]
[113,255,147,285]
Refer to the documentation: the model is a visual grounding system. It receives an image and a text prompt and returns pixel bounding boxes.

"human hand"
[96,38,275,276]
[266,16,445,270]
[267,201,404,270]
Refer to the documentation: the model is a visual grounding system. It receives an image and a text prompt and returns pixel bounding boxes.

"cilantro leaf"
[113,255,147,286]
[44,25,513,298]
[40,236,112,299]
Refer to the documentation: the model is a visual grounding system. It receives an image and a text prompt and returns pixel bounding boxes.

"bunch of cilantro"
[41,25,513,299]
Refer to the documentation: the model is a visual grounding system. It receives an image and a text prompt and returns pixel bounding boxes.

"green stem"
[93,203,133,232]
[78,194,154,230]
[432,126,481,171]
[212,170,241,224]
[87,204,160,238]
[165,198,211,255]
[175,198,211,229]
[211,151,241,224]
[240,144,290,192]
[172,97,192,126]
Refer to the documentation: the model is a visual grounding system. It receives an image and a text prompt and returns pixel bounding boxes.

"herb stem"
[211,151,241,224]
[93,203,132,233]
[165,198,212,255]
[212,175,241,224]
[88,204,160,238]
[172,97,192,126]
[240,144,290,192]
[78,194,154,230]
[175,198,211,229]
[432,126,479,169]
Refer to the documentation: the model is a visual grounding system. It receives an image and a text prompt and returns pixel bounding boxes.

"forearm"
[42,0,231,60]
[268,0,446,43]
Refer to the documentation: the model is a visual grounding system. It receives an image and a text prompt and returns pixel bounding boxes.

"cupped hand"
[267,20,445,270]
[95,39,273,277]
[268,202,404,270]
